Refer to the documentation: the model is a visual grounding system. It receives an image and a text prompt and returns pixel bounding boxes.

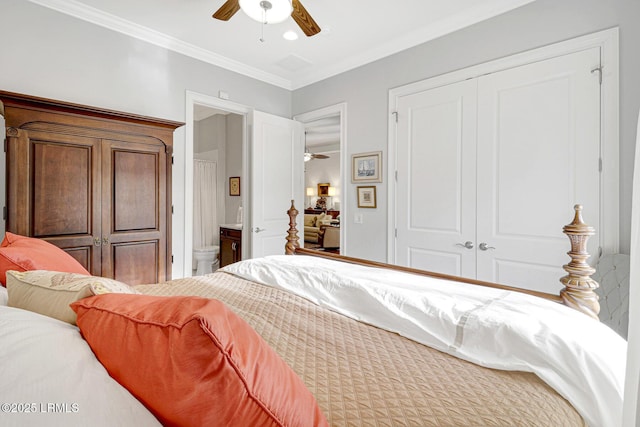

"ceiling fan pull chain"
[259,3,267,42]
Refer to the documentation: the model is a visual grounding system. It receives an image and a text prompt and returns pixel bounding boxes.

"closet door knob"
[102,236,109,245]
[456,241,474,249]
[254,227,266,233]
[479,242,495,251]
[94,237,101,247]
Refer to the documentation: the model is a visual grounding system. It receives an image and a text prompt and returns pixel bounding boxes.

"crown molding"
[289,0,536,89]
[27,0,293,90]
[29,0,535,91]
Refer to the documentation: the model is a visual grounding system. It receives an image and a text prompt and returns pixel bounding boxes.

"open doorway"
[191,106,244,276]
[295,103,347,255]
[184,91,250,278]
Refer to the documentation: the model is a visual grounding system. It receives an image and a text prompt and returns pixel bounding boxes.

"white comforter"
[222,255,627,427]
[0,303,160,427]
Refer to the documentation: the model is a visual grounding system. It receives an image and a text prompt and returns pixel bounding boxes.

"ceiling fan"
[212,0,321,37]
[304,150,329,162]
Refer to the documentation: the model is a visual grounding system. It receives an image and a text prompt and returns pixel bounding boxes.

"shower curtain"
[193,159,218,249]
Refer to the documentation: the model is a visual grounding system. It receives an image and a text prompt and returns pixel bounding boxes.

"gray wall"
[195,115,226,155]
[225,114,244,223]
[0,0,291,278]
[192,113,243,244]
[292,0,640,262]
[195,114,227,247]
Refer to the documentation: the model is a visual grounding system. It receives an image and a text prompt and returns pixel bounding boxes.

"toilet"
[193,246,220,276]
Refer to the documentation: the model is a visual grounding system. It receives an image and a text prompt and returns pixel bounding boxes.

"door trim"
[294,103,348,254]
[184,91,251,278]
[388,27,619,263]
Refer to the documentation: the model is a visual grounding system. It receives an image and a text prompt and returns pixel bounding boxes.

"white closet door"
[395,79,478,276]
[476,47,601,293]
[250,111,304,259]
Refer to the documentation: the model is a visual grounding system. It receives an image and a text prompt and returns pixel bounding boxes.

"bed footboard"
[286,201,600,319]
[560,205,600,319]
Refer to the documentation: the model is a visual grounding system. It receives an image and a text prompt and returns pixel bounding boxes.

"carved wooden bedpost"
[285,200,300,255]
[559,205,600,320]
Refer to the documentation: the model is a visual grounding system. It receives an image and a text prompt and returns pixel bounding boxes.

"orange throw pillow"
[71,294,328,427]
[0,232,90,286]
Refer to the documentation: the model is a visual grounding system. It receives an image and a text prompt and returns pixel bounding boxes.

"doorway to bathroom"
[190,104,245,276]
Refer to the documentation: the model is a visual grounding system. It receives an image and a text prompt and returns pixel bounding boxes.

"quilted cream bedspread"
[136,272,584,427]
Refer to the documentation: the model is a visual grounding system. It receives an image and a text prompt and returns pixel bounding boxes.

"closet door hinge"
[171,155,174,165]
[599,158,603,172]
[171,205,174,214]
[395,228,397,238]
[391,111,398,123]
[395,170,398,182]
[2,206,6,221]
[591,65,603,85]
[3,137,6,152]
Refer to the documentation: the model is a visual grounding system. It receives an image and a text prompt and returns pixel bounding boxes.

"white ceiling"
[29,0,535,90]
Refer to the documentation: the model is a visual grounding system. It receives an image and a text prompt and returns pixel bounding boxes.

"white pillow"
[0,286,7,306]
[0,306,160,426]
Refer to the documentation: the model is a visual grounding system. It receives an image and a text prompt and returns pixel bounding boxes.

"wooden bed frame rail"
[286,201,600,320]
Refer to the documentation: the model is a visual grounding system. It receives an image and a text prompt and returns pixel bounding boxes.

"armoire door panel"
[6,128,102,275]
[62,247,92,272]
[108,240,159,285]
[112,149,159,232]
[101,139,167,283]
[8,130,101,239]
[32,141,92,237]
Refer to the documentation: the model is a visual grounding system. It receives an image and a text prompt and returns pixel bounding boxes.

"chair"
[318,225,340,249]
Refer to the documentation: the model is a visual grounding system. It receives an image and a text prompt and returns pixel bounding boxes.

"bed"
[0,204,626,427]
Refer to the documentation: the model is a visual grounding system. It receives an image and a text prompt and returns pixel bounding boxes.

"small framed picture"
[229,177,241,196]
[317,183,330,197]
[352,151,382,183]
[357,186,377,208]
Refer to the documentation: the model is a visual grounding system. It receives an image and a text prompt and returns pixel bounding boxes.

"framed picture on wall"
[352,151,382,183]
[229,177,240,196]
[317,183,330,196]
[357,186,377,208]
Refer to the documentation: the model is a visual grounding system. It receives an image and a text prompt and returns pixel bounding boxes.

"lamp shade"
[328,187,337,197]
[306,187,315,196]
[239,0,293,24]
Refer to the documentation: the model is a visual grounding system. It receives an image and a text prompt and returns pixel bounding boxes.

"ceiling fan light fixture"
[304,152,312,162]
[283,30,298,41]
[239,0,292,24]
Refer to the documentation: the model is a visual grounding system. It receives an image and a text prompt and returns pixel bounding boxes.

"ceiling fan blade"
[291,0,321,37]
[312,154,329,159]
[212,0,240,21]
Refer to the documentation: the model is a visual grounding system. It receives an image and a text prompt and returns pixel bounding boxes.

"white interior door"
[476,47,601,293]
[250,111,303,259]
[395,79,478,276]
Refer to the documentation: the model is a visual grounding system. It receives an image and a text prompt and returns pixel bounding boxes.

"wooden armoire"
[0,91,183,285]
